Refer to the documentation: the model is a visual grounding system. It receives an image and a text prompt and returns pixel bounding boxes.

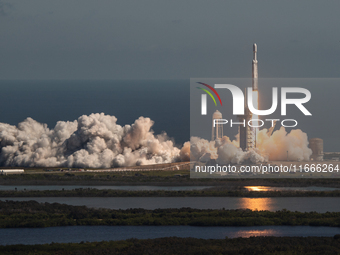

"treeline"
[0,171,191,186]
[2,236,340,254]
[2,188,340,197]
[1,200,340,228]
[2,171,340,187]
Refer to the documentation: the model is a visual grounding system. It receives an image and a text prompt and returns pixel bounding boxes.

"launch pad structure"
[212,110,223,141]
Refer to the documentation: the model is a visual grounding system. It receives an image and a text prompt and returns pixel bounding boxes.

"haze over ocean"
[0,80,189,147]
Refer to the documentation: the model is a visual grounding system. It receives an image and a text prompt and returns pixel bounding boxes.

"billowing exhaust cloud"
[0,113,182,168]
[0,113,313,168]
[188,127,312,164]
[256,127,312,161]
[188,136,267,165]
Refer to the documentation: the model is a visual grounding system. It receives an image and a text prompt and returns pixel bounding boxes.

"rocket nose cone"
[253,43,257,52]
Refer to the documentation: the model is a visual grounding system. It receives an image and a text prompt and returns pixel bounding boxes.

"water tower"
[212,110,223,141]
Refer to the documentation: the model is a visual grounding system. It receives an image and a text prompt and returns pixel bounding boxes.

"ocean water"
[0,80,189,146]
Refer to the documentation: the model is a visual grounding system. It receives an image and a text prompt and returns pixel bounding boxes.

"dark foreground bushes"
[2,188,340,197]
[2,200,340,228]
[2,236,340,255]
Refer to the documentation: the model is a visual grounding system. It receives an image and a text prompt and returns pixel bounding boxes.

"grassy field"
[2,162,340,187]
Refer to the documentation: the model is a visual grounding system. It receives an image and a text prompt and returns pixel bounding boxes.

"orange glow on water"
[239,197,272,211]
[233,229,279,238]
[245,186,270,192]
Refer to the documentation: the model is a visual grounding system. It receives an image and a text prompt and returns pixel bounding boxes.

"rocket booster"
[252,43,258,91]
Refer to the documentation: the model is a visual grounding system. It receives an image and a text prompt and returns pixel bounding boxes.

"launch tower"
[238,89,254,150]
[212,110,223,141]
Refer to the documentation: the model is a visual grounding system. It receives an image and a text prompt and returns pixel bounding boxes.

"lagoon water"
[1,226,340,245]
[2,197,340,213]
[244,186,340,192]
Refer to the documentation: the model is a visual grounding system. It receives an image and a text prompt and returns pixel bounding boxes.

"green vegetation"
[2,200,340,228]
[2,236,340,254]
[2,187,340,197]
[3,169,340,188]
[0,170,192,185]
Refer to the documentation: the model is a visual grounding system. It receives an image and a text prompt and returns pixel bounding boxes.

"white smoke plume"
[188,127,312,164]
[189,136,266,164]
[0,113,313,168]
[256,127,312,161]
[0,113,182,168]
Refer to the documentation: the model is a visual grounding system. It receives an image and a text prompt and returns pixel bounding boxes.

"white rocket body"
[252,43,258,91]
